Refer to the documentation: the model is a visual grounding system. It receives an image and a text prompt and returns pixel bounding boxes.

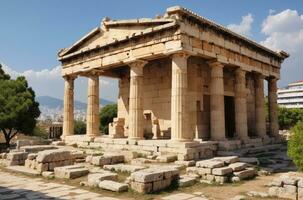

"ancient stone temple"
[58,6,288,160]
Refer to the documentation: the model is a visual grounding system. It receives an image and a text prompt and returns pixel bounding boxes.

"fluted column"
[268,77,279,137]
[235,68,249,139]
[171,53,191,141]
[62,76,75,137]
[255,73,267,138]
[86,74,100,136]
[128,60,147,140]
[209,60,226,140]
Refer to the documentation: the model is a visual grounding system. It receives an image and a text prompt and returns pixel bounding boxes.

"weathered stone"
[212,167,233,176]
[214,175,228,184]
[91,156,111,166]
[229,195,246,200]
[228,162,247,172]
[98,180,128,192]
[54,165,89,179]
[175,160,195,167]
[27,153,38,160]
[212,156,239,164]
[130,181,152,193]
[233,168,256,180]
[179,175,196,187]
[36,149,71,163]
[88,172,117,187]
[42,171,54,178]
[196,160,224,168]
[156,155,177,163]
[103,164,146,173]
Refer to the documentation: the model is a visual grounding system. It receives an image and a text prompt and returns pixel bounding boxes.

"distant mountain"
[36,96,115,110]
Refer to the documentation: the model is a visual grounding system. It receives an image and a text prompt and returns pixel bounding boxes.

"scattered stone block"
[212,167,233,176]
[175,160,195,167]
[36,149,71,163]
[27,153,38,160]
[196,160,224,168]
[247,191,269,198]
[88,172,117,187]
[99,180,128,192]
[156,154,177,163]
[54,165,89,179]
[228,162,247,172]
[103,164,146,173]
[214,175,228,184]
[42,171,54,178]
[179,175,196,187]
[212,156,239,164]
[233,168,256,180]
[130,167,179,193]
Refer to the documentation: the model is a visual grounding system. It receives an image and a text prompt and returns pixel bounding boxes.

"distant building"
[39,121,63,139]
[278,81,303,108]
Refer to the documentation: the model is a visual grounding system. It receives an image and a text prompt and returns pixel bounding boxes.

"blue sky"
[1,0,303,102]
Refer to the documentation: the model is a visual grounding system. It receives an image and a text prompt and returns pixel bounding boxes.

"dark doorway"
[224,96,235,138]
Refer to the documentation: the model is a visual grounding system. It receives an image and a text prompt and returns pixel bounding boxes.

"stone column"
[255,73,267,138]
[234,68,249,139]
[128,60,147,140]
[171,53,190,141]
[86,74,100,136]
[62,76,75,137]
[268,77,279,137]
[208,60,226,140]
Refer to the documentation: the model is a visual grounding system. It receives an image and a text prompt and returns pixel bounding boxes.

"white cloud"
[227,14,254,36]
[0,63,118,102]
[260,9,303,87]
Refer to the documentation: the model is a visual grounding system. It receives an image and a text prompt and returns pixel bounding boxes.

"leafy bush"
[32,126,48,139]
[74,120,86,135]
[278,107,303,129]
[288,121,303,171]
[99,104,117,134]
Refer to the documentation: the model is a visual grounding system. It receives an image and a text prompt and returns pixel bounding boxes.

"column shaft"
[255,74,267,138]
[268,78,279,136]
[128,61,146,140]
[209,61,225,140]
[86,75,100,136]
[171,53,190,141]
[62,76,74,137]
[234,69,248,139]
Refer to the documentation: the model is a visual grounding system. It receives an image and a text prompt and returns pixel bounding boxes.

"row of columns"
[62,53,279,141]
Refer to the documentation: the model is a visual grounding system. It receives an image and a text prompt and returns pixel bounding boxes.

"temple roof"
[58,6,289,61]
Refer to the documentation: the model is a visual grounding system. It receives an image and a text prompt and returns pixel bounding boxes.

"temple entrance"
[224,96,235,138]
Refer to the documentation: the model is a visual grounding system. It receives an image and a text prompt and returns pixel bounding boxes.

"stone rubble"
[87,172,118,187]
[103,164,146,173]
[268,172,303,200]
[24,149,74,173]
[54,165,89,179]
[88,153,124,166]
[98,180,128,192]
[130,167,179,193]
[187,156,256,184]
[3,151,28,166]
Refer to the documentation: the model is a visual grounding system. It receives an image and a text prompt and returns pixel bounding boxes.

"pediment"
[59,18,174,57]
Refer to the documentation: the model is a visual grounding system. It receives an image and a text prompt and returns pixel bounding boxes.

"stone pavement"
[0,171,122,200]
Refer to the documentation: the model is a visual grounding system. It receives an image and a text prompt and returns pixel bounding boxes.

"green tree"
[74,120,86,135]
[288,121,303,171]
[99,104,117,134]
[278,107,303,129]
[0,64,40,147]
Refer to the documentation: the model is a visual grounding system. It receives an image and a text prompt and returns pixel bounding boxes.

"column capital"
[235,68,246,76]
[63,75,77,81]
[128,59,148,69]
[207,59,224,68]
[171,52,191,60]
